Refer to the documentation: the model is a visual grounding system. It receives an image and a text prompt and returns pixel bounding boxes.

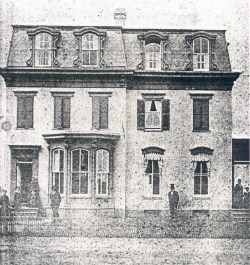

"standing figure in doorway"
[50,186,61,218]
[243,187,250,209]
[13,187,21,210]
[0,190,10,217]
[233,179,243,209]
[168,184,179,219]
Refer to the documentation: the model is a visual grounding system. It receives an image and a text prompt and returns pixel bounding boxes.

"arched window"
[52,149,64,194]
[96,149,109,195]
[71,149,89,195]
[193,37,209,71]
[82,34,98,66]
[145,43,161,70]
[35,33,52,66]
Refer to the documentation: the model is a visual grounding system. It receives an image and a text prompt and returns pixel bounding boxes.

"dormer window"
[35,33,52,66]
[82,34,98,66]
[193,37,209,71]
[145,43,161,70]
[137,31,169,71]
[73,27,106,68]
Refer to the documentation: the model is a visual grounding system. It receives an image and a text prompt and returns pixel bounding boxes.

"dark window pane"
[99,97,108,129]
[201,38,208,53]
[162,99,170,131]
[194,175,201,194]
[62,97,70,128]
[201,114,209,130]
[153,174,160,195]
[146,160,153,174]
[90,50,97,65]
[59,150,64,171]
[60,173,64,194]
[137,100,145,130]
[72,150,80,172]
[92,96,100,129]
[201,176,208,194]
[201,161,208,173]
[153,160,159,173]
[80,150,88,171]
[193,114,201,130]
[80,173,88,194]
[54,173,59,191]
[102,181,107,194]
[195,162,201,174]
[82,50,89,65]
[72,173,79,194]
[194,38,201,53]
[54,97,62,128]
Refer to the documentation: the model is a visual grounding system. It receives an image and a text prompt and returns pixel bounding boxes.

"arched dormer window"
[185,32,217,71]
[142,147,165,197]
[26,27,60,67]
[190,147,214,195]
[137,31,169,71]
[73,27,106,67]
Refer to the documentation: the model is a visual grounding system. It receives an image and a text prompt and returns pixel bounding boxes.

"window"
[15,92,37,129]
[71,149,89,195]
[193,37,209,71]
[194,161,208,195]
[145,43,161,70]
[137,96,170,131]
[89,93,112,130]
[52,149,64,194]
[145,160,161,195]
[82,34,98,66]
[193,99,209,131]
[54,97,71,129]
[96,149,109,196]
[35,33,52,66]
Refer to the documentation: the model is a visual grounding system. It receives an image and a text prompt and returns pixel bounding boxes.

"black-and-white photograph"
[0,0,249,264]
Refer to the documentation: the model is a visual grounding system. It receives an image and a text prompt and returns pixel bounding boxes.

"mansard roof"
[6,25,232,71]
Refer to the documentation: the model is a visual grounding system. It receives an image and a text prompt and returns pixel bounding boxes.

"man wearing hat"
[168,184,179,219]
[50,186,61,218]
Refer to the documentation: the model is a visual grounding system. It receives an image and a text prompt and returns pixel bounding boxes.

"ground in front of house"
[0,237,249,265]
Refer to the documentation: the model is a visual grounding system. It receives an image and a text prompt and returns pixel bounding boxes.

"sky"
[0,0,249,70]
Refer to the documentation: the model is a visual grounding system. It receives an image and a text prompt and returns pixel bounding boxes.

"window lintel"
[74,27,106,37]
[142,146,165,156]
[51,91,75,97]
[141,93,165,100]
[14,91,37,97]
[27,27,60,38]
[88,92,112,97]
[189,93,213,100]
[138,31,169,42]
[185,32,217,45]
[190,147,214,156]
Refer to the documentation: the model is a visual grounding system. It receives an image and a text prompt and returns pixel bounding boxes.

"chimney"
[114,8,126,27]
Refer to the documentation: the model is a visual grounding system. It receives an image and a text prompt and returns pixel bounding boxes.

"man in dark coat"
[0,190,10,217]
[168,184,179,219]
[50,186,61,218]
[13,187,21,210]
[233,179,243,209]
[243,187,250,209]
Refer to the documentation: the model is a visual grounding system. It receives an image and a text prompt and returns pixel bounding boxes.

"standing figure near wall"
[243,187,250,209]
[0,190,10,217]
[13,187,21,210]
[168,184,179,219]
[233,179,243,209]
[50,186,61,218]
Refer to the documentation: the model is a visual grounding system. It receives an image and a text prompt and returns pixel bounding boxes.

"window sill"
[95,196,111,199]
[192,130,211,133]
[53,128,72,130]
[144,129,163,132]
[193,195,211,200]
[143,196,163,200]
[16,128,35,130]
[69,195,91,199]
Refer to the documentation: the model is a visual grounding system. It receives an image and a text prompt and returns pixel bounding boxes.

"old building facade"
[0,21,240,218]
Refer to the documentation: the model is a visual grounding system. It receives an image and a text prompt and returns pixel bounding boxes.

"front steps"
[13,207,39,218]
[231,209,250,222]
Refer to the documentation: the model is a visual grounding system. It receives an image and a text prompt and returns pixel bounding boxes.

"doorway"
[17,163,33,203]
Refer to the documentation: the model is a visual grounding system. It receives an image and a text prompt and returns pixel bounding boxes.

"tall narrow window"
[91,95,110,130]
[52,149,64,194]
[194,161,208,195]
[35,33,52,66]
[82,34,98,66]
[54,97,71,129]
[145,160,161,196]
[16,96,35,129]
[193,37,209,71]
[145,43,161,70]
[96,149,109,196]
[71,149,89,195]
[193,99,209,131]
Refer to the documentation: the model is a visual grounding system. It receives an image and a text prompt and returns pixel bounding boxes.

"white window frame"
[35,33,52,67]
[194,161,209,196]
[145,43,161,71]
[70,149,90,196]
[145,99,162,131]
[96,149,109,196]
[82,33,99,66]
[144,159,161,197]
[193,37,209,71]
[51,149,65,195]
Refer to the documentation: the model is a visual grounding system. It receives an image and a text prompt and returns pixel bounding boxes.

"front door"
[17,163,33,203]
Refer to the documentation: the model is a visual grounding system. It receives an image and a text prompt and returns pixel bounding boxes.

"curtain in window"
[96,149,109,195]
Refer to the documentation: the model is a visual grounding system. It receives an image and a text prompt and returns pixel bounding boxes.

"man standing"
[233,179,243,209]
[13,187,21,210]
[0,190,10,217]
[168,184,179,219]
[243,187,250,209]
[50,186,61,218]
